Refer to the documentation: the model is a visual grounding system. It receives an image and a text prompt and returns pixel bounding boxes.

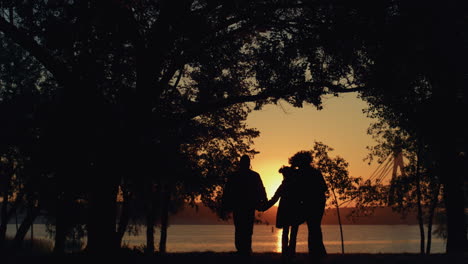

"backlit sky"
[246,92,381,198]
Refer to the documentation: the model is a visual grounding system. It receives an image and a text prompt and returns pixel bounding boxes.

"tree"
[292,1,467,254]
[365,120,445,254]
[355,2,468,254]
[143,104,260,253]
[316,142,363,254]
[0,1,363,254]
[0,26,56,249]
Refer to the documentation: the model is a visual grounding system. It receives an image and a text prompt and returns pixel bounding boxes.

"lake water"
[7,224,446,253]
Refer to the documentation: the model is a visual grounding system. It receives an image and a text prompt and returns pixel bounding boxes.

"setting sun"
[246,94,382,200]
[251,160,285,199]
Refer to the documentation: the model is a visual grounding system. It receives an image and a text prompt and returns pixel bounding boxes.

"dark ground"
[4,252,467,264]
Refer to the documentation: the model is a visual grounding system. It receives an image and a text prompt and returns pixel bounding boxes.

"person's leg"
[306,202,327,258]
[289,225,299,258]
[244,208,255,254]
[233,210,243,252]
[233,208,255,255]
[307,218,326,257]
[281,226,290,257]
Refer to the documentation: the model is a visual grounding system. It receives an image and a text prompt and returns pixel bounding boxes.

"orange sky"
[246,93,381,198]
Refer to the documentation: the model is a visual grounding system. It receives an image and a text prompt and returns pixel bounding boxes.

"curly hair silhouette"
[289,151,313,168]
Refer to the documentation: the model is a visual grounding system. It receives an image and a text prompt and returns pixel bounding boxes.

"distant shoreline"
[3,203,428,225]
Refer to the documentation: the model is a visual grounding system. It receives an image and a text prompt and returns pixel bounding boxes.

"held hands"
[257,201,268,212]
[257,199,275,212]
[257,188,281,212]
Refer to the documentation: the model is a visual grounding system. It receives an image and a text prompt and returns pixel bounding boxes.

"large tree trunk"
[145,181,158,255]
[53,196,70,254]
[54,217,67,254]
[429,80,466,255]
[85,180,119,254]
[145,212,155,254]
[429,5,467,254]
[440,154,467,253]
[145,200,155,254]
[0,190,9,243]
[443,161,467,254]
[438,140,467,255]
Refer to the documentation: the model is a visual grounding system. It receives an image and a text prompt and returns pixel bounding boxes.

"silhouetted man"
[222,155,267,255]
[291,151,327,259]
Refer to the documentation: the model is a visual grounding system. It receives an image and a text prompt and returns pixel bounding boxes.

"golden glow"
[251,159,285,198]
[247,93,381,197]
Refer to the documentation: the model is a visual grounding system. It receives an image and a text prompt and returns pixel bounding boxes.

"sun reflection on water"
[274,227,282,253]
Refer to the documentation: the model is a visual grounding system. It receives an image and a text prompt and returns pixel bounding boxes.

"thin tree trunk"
[30,218,34,250]
[159,186,170,254]
[0,162,15,243]
[145,182,156,255]
[415,150,425,254]
[13,205,40,247]
[145,202,155,254]
[15,210,18,231]
[0,190,23,243]
[116,188,131,247]
[426,183,441,254]
[331,189,344,254]
[0,190,9,242]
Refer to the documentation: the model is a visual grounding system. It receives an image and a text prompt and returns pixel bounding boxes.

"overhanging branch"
[0,16,75,88]
[325,85,366,94]
[183,92,274,120]
[181,83,366,121]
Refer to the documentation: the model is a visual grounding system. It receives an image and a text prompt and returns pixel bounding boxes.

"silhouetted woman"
[262,166,305,261]
[222,155,267,255]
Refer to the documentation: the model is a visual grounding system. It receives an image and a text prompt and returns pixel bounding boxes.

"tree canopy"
[0,0,466,255]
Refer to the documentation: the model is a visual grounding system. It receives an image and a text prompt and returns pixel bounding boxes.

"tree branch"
[182,82,366,120]
[0,16,75,88]
[183,92,272,120]
[323,85,366,94]
[145,1,192,99]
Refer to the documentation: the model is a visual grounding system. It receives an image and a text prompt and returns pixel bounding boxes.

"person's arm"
[259,184,283,211]
[317,170,328,193]
[254,172,268,208]
[222,174,234,211]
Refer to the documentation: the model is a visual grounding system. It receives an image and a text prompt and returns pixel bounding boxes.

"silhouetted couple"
[222,153,327,261]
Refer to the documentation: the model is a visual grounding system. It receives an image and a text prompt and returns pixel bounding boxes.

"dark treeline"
[0,0,466,256]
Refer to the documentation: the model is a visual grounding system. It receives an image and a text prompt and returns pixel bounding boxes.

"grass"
[1,237,53,256]
[3,251,466,264]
